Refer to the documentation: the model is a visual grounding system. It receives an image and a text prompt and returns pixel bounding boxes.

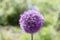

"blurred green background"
[0,0,60,40]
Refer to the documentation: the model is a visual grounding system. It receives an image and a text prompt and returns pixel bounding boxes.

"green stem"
[31,34,33,40]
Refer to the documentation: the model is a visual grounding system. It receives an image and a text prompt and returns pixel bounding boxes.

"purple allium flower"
[19,9,44,34]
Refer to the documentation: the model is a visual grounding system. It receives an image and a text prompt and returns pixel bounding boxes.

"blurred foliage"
[0,0,26,25]
[0,26,60,40]
[0,0,60,27]
[7,5,26,26]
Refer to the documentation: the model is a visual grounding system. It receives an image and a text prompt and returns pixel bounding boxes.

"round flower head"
[19,9,44,34]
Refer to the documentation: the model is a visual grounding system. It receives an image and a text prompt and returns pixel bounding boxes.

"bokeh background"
[0,0,60,40]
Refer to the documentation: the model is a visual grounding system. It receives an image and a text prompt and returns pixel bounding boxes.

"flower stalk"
[31,34,33,40]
